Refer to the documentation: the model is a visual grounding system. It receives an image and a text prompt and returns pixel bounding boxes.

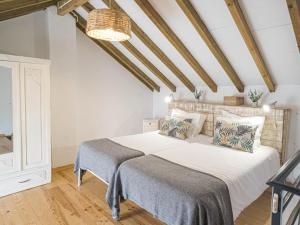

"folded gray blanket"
[74,138,144,184]
[107,155,234,225]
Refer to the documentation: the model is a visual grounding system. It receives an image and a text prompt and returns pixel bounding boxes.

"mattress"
[76,131,212,184]
[154,143,280,219]
[110,130,212,154]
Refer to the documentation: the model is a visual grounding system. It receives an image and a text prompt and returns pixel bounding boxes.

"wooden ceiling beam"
[225,0,276,92]
[176,0,244,92]
[83,2,176,92]
[71,11,160,92]
[81,1,93,11]
[121,41,176,92]
[134,0,217,92]
[100,0,195,92]
[0,0,56,22]
[0,0,54,12]
[287,0,300,52]
[57,0,88,15]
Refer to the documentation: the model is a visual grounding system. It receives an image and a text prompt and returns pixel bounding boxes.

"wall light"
[164,94,175,103]
[262,101,277,113]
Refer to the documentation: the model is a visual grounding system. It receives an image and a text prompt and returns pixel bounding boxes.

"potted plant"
[248,89,263,107]
[193,89,205,102]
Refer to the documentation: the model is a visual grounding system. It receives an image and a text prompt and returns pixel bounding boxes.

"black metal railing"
[268,150,300,225]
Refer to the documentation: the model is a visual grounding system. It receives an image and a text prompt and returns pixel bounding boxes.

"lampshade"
[86,9,131,42]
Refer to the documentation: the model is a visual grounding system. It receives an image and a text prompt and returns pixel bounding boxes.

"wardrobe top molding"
[0,54,51,65]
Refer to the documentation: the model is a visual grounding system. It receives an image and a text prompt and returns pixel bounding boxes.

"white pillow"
[171,108,207,137]
[217,110,265,148]
[220,110,265,135]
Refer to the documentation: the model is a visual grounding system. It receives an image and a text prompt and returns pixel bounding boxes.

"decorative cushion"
[217,111,265,149]
[159,118,192,140]
[213,120,258,153]
[171,108,207,137]
[159,118,177,136]
[172,120,192,140]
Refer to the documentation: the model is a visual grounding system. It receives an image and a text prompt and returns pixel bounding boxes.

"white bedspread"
[110,131,211,155]
[154,143,280,219]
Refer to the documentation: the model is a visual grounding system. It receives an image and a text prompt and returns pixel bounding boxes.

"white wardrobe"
[0,54,51,197]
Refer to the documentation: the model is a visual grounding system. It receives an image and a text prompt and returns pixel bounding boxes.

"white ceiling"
[76,0,300,91]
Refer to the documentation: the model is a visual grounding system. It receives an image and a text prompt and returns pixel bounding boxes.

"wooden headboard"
[168,101,291,162]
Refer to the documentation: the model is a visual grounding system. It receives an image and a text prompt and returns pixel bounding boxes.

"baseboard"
[52,164,74,173]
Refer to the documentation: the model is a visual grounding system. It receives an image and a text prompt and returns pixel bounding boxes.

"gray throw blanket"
[74,138,144,184]
[107,155,234,225]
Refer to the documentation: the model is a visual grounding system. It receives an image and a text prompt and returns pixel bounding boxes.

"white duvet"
[154,143,280,220]
[111,131,279,219]
[110,131,211,155]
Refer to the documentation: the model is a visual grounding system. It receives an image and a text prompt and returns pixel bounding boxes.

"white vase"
[251,101,259,107]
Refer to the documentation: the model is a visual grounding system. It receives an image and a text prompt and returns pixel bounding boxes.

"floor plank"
[11,193,40,225]
[0,194,25,225]
[0,167,271,225]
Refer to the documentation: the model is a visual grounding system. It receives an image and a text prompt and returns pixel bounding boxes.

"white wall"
[47,8,79,168]
[153,85,300,158]
[0,67,12,135]
[0,11,49,59]
[75,29,153,145]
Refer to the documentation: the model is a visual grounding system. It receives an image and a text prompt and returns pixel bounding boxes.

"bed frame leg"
[78,168,83,187]
[112,207,120,221]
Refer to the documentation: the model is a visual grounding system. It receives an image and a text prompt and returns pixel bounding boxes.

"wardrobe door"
[20,63,50,169]
[0,61,21,175]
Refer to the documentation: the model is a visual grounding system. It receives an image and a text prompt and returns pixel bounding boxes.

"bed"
[74,130,211,186]
[105,101,290,225]
[107,142,280,225]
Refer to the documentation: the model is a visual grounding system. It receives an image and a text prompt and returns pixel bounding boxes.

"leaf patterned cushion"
[159,118,192,140]
[159,118,177,135]
[172,120,192,140]
[213,120,258,153]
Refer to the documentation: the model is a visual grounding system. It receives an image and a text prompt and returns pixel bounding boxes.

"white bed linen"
[110,131,211,155]
[154,143,280,220]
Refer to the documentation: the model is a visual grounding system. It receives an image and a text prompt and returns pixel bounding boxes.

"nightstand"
[143,118,160,133]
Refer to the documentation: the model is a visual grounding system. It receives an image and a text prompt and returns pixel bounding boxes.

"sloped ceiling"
[0,0,298,91]
[74,0,300,92]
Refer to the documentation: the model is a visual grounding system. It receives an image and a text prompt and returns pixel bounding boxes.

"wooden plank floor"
[0,166,271,225]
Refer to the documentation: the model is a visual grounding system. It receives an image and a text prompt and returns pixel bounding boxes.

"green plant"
[248,89,263,104]
[193,89,204,100]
